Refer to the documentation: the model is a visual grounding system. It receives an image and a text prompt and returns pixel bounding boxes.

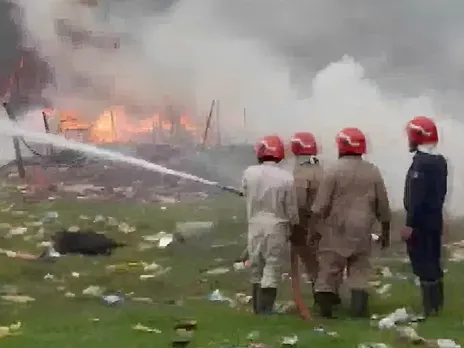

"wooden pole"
[42,111,50,133]
[42,111,53,155]
[2,102,25,178]
[201,100,216,148]
[243,107,247,144]
[216,100,221,146]
[110,110,116,142]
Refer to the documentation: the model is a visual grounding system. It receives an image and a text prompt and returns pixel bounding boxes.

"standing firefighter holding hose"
[311,128,391,318]
[401,116,447,317]
[241,135,299,314]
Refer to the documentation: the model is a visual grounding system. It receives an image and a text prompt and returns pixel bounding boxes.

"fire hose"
[223,187,311,320]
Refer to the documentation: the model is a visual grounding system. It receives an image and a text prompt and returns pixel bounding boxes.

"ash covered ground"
[0,143,255,203]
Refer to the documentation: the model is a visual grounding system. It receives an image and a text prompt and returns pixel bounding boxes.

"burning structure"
[45,103,201,146]
[0,0,233,201]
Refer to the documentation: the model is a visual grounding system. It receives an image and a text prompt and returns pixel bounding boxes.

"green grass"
[0,192,462,347]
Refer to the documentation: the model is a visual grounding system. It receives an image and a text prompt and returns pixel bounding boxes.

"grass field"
[0,189,462,347]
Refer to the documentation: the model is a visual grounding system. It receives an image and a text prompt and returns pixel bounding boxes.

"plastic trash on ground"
[282,334,298,346]
[437,339,461,348]
[102,294,124,305]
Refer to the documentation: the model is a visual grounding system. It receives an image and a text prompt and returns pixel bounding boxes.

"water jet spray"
[0,109,242,195]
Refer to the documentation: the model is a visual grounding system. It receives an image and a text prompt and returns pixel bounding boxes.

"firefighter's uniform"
[243,135,299,314]
[311,128,391,318]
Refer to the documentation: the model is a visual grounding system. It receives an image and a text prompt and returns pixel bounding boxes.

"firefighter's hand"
[400,226,413,241]
[221,185,243,196]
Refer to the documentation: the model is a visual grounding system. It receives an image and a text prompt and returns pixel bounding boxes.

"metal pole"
[2,102,26,179]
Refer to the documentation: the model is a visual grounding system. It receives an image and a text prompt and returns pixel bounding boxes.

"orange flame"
[51,106,199,144]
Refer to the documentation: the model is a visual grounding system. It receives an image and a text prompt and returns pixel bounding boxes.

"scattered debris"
[436,339,461,348]
[1,295,35,303]
[0,322,21,338]
[83,286,104,297]
[118,222,136,234]
[159,234,174,248]
[205,267,230,275]
[282,334,298,346]
[133,323,161,333]
[67,226,80,232]
[102,294,124,306]
[207,289,232,303]
[377,308,410,329]
[93,215,106,223]
[8,227,27,236]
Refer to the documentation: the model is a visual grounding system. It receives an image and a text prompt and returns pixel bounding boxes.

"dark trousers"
[406,229,443,282]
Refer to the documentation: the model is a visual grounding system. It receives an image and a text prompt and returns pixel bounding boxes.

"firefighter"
[242,135,299,314]
[310,127,391,318]
[289,133,329,295]
[401,116,447,317]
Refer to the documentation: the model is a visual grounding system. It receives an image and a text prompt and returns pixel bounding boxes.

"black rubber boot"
[252,284,261,314]
[420,281,436,317]
[350,290,369,318]
[260,288,277,314]
[314,292,335,318]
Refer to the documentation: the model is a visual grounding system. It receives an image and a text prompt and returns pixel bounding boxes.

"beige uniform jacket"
[311,156,391,257]
[242,162,299,227]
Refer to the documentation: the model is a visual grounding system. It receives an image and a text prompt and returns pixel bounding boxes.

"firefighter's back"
[243,163,294,224]
[293,163,323,213]
[405,152,447,226]
[328,156,384,221]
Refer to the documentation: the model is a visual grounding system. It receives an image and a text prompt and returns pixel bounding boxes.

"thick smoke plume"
[4,0,464,215]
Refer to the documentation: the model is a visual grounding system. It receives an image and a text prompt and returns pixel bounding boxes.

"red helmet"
[335,127,366,155]
[255,135,285,162]
[290,132,318,156]
[406,116,438,146]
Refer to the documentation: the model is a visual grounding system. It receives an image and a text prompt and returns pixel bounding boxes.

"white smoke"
[5,0,464,215]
